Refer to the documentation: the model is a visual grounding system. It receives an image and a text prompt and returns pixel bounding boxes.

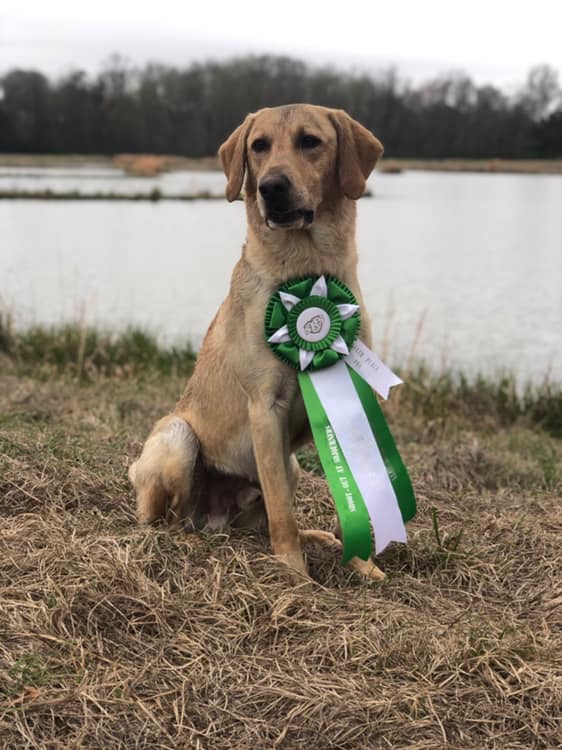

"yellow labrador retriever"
[129,104,385,579]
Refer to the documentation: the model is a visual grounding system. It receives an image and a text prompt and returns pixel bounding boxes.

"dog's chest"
[290,392,308,428]
[285,380,310,444]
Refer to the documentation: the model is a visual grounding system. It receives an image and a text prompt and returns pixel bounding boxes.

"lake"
[1,167,561,384]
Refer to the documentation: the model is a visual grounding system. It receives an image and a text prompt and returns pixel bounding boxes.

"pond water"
[1,168,561,383]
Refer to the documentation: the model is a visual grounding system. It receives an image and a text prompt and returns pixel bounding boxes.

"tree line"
[0,55,560,158]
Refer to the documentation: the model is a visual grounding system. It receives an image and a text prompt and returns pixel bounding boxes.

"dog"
[129,104,385,580]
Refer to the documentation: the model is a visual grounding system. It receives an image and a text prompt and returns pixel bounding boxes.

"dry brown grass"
[1,371,561,749]
[0,155,112,168]
[111,155,220,176]
[378,159,562,175]
[112,155,177,177]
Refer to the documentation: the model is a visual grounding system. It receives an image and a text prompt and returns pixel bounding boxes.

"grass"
[2,316,560,434]
[0,154,112,168]
[402,365,562,439]
[0,189,223,201]
[0,325,561,749]
[0,315,196,379]
[379,158,562,175]
[112,154,221,176]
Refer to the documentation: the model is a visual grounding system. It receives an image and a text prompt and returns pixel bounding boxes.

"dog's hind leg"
[129,415,200,524]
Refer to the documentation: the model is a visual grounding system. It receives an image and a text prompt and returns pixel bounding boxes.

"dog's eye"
[300,134,322,150]
[251,138,270,153]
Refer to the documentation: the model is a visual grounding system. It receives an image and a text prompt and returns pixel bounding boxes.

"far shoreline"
[1,153,562,175]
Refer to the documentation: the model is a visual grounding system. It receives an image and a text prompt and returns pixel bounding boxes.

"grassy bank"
[1,319,560,437]
[380,158,562,175]
[1,325,561,749]
[2,153,562,175]
[0,153,219,172]
[0,316,196,379]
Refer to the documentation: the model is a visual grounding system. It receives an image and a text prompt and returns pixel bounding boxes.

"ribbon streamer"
[308,361,408,555]
[265,275,416,562]
[346,339,403,400]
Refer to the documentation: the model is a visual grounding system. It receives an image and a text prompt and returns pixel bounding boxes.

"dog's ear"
[218,115,255,202]
[329,110,383,199]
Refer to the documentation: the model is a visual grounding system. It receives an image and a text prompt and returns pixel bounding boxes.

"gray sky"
[2,0,562,89]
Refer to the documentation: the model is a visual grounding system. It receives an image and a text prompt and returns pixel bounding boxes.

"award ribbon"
[265,275,416,563]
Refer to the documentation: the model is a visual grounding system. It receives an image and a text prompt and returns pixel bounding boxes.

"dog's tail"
[129,415,200,524]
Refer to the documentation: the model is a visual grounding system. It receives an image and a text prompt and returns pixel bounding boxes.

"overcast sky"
[2,0,562,89]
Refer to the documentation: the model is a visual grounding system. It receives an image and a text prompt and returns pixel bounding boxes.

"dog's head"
[219,104,383,231]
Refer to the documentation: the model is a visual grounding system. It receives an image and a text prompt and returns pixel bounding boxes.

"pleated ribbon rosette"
[265,275,416,563]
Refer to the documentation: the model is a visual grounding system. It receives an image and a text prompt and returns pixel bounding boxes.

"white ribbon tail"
[345,339,403,400]
[309,361,407,554]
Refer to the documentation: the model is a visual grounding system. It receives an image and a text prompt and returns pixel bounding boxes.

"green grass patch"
[0,314,196,379]
[2,317,561,437]
[402,363,562,438]
[2,653,51,697]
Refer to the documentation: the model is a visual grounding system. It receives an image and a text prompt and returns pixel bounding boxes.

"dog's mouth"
[266,208,314,230]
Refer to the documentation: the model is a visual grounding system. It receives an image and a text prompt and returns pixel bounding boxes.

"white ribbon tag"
[345,340,403,400]
[309,361,408,554]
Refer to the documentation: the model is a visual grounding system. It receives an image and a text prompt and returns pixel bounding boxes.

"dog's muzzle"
[258,173,314,229]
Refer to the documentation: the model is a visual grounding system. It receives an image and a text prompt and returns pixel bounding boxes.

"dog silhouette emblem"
[304,315,324,335]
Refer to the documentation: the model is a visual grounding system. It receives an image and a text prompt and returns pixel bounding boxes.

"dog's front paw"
[276,549,308,577]
[347,556,386,581]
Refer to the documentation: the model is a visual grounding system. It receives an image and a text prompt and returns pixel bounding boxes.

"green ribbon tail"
[298,371,373,563]
[348,367,417,522]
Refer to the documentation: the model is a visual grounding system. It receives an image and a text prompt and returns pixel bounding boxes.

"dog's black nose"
[259,174,291,205]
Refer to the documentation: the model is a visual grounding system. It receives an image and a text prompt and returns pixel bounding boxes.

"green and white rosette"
[265,275,416,563]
